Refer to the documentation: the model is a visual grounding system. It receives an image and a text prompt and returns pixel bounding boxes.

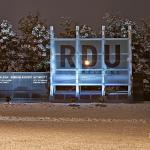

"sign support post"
[102,26,106,96]
[50,26,55,97]
[128,26,132,96]
[76,26,80,98]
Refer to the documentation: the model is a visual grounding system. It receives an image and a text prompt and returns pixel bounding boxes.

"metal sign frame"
[50,26,132,98]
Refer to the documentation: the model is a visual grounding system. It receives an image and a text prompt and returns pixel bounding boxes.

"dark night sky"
[0,0,149,31]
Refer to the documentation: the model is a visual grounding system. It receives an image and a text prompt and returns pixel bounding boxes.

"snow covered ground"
[0,102,149,150]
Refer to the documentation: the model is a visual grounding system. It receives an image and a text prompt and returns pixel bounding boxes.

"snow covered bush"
[140,17,150,92]
[59,17,97,38]
[0,20,19,71]
[18,14,50,72]
[59,17,76,38]
[80,24,97,38]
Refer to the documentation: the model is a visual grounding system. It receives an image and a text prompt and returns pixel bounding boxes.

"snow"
[0,103,149,150]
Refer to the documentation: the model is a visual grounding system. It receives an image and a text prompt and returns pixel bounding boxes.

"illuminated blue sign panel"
[50,26,132,98]
[0,72,49,101]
